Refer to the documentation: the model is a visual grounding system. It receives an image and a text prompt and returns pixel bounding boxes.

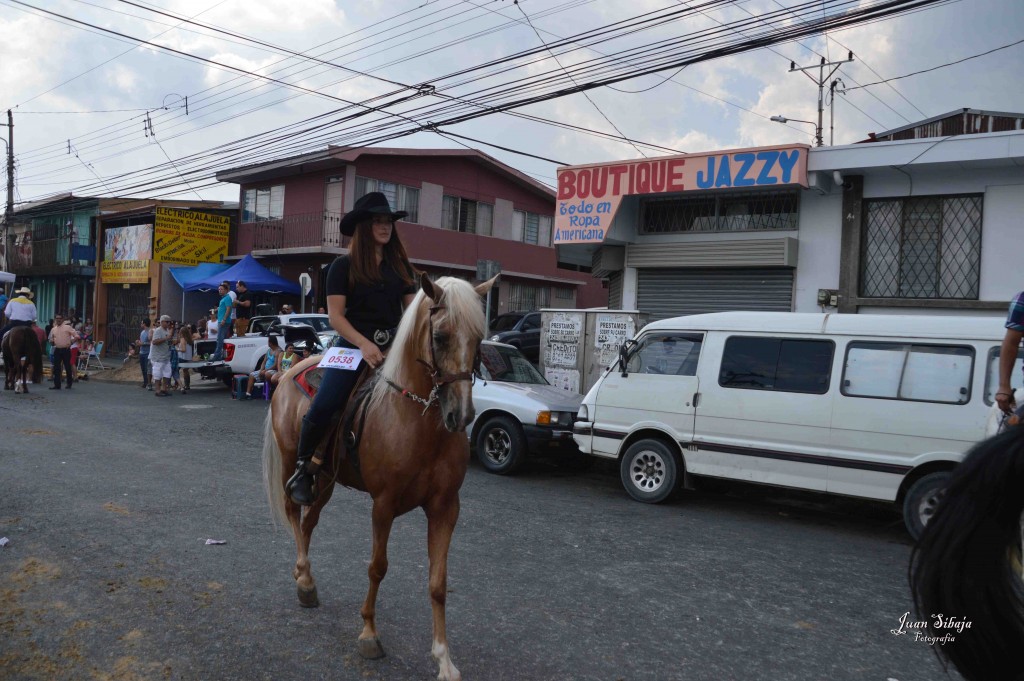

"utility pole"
[788,52,854,146]
[1,109,13,273]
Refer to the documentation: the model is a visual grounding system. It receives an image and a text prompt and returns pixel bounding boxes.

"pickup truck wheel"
[476,416,527,475]
[620,439,681,504]
[903,471,951,541]
[222,374,234,389]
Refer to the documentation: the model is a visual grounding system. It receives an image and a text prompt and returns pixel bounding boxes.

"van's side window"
[626,333,703,376]
[718,337,834,394]
[843,342,974,404]
[984,347,1024,405]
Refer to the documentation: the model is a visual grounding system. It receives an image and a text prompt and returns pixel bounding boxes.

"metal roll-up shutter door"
[607,272,623,309]
[637,268,793,322]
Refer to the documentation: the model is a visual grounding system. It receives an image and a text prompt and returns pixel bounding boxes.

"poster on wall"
[105,224,152,261]
[596,314,636,368]
[153,207,230,266]
[544,367,580,393]
[102,224,151,284]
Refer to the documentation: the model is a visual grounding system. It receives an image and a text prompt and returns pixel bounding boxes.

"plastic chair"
[84,341,106,370]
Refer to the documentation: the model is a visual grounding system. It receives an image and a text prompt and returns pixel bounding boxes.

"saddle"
[293,364,377,480]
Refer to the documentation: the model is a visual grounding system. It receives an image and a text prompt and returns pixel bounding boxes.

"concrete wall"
[793,190,842,312]
[978,183,1024,303]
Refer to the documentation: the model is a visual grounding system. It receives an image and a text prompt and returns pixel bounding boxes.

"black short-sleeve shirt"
[325,255,417,338]
[235,290,252,319]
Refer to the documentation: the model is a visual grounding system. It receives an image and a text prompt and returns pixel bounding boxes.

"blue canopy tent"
[168,262,232,324]
[183,255,302,295]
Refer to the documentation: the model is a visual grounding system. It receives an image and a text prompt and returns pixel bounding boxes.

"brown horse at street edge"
[2,326,43,393]
[263,273,496,681]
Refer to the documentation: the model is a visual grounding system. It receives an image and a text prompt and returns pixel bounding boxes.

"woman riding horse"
[286,191,419,505]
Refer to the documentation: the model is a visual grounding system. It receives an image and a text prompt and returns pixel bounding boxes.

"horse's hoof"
[297,585,319,608]
[358,636,386,659]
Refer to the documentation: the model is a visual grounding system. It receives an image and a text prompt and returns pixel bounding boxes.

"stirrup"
[285,460,320,506]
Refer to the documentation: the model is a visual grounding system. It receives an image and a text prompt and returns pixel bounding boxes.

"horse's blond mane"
[369,277,484,410]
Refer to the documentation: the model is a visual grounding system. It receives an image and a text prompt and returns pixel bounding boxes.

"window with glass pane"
[538,215,552,245]
[985,347,1024,405]
[627,333,703,375]
[523,212,539,244]
[377,181,398,209]
[719,336,833,394]
[243,189,257,223]
[442,195,459,230]
[269,185,285,220]
[861,195,982,299]
[256,188,270,221]
[399,186,419,222]
[355,176,370,197]
[476,202,493,236]
[843,342,974,404]
[512,210,525,241]
[555,287,573,299]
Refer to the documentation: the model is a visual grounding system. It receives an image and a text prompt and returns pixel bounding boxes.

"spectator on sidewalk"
[177,326,194,393]
[211,284,232,362]
[30,320,46,349]
[48,315,79,390]
[206,310,219,348]
[139,318,152,390]
[274,342,299,386]
[150,315,174,397]
[234,280,252,336]
[280,304,293,315]
[242,335,282,400]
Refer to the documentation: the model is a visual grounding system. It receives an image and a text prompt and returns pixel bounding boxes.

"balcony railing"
[6,236,93,273]
[251,211,344,250]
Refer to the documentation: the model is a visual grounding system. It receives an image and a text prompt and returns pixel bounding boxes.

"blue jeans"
[212,322,229,361]
[140,353,150,387]
[306,338,366,426]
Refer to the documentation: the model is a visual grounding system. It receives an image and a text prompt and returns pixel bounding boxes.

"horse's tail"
[31,335,43,384]
[262,408,288,527]
[909,427,1024,681]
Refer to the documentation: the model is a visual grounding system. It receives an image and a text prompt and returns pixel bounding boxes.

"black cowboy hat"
[339,191,408,237]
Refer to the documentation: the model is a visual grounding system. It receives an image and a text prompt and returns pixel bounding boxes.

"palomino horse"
[263,273,495,681]
[909,424,1024,681]
[2,326,43,393]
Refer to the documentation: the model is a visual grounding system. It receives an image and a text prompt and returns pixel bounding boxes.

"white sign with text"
[318,347,363,370]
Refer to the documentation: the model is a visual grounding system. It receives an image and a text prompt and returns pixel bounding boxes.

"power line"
[845,36,1024,90]
[514,0,648,158]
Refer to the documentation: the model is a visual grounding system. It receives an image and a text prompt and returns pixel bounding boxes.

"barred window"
[555,287,574,300]
[861,195,982,299]
[514,209,543,244]
[508,282,550,311]
[641,190,799,233]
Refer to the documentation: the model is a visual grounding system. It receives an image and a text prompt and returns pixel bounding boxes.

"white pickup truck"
[186,314,333,387]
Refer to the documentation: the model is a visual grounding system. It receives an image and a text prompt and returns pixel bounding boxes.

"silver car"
[469,341,583,474]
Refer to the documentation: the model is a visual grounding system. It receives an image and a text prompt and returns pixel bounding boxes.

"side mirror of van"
[619,340,637,377]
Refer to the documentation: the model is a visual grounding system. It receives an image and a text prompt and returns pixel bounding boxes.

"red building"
[215,146,605,314]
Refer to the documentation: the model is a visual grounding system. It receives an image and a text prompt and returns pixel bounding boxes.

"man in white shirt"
[1,287,37,337]
[206,309,219,345]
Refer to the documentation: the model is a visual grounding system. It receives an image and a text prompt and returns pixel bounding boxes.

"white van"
[573,312,1017,538]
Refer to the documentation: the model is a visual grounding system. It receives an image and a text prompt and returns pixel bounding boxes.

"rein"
[385,303,477,415]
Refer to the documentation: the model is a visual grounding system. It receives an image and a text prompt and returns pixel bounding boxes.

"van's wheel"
[903,471,951,541]
[476,416,527,475]
[620,439,681,503]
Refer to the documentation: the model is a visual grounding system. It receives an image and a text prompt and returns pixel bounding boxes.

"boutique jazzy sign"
[553,144,809,244]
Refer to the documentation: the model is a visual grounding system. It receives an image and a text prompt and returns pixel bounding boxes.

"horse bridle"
[386,303,480,415]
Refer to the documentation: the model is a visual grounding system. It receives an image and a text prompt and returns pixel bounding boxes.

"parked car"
[573,311,1014,539]
[488,311,541,363]
[469,341,583,474]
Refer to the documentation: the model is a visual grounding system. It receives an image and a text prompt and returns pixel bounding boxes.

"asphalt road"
[0,378,957,681]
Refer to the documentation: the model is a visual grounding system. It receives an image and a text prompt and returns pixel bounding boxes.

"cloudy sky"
[0,0,1021,205]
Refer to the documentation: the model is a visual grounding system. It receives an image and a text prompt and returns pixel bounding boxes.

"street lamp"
[770,115,822,146]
